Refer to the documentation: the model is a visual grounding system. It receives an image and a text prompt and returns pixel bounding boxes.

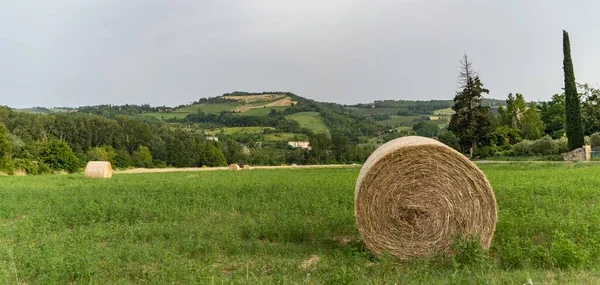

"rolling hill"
[12,92,505,144]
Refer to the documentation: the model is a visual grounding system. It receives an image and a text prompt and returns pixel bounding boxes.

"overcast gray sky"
[1,0,599,108]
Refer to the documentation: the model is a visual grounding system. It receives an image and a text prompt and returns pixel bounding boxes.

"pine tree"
[449,76,494,157]
[458,54,478,89]
[563,30,584,150]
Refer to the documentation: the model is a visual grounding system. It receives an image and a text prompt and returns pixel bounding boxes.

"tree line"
[0,106,378,174]
[442,30,594,158]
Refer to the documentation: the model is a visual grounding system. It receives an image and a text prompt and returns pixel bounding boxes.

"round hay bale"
[354,136,496,259]
[228,164,240,171]
[243,164,251,170]
[85,161,112,179]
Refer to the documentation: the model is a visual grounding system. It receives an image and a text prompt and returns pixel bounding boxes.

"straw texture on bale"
[228,164,240,171]
[84,161,113,179]
[243,165,251,170]
[354,136,497,259]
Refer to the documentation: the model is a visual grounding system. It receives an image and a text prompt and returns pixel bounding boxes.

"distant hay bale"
[354,136,497,260]
[291,164,298,168]
[84,161,112,179]
[243,164,251,170]
[228,164,240,171]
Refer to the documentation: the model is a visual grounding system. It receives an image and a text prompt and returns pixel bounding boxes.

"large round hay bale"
[354,136,496,259]
[85,161,113,179]
[228,164,240,171]
[243,164,251,170]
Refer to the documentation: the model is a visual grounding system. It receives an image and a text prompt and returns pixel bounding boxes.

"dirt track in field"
[115,164,361,174]
[113,161,597,174]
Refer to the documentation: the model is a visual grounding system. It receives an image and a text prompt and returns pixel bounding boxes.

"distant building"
[206,136,219,142]
[288,141,310,149]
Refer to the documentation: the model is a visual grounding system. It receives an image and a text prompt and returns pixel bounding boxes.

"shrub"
[590,133,600,147]
[475,146,497,158]
[113,149,133,169]
[529,136,558,155]
[437,131,460,151]
[12,158,52,175]
[132,145,153,168]
[40,140,80,173]
[555,137,569,153]
[511,136,565,156]
[512,140,533,156]
[198,143,227,167]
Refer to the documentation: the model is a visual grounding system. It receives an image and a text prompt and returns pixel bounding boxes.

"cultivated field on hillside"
[222,94,285,103]
[433,107,454,116]
[177,102,241,114]
[286,112,329,134]
[1,163,600,283]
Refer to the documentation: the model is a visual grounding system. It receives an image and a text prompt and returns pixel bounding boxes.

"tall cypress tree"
[563,30,584,150]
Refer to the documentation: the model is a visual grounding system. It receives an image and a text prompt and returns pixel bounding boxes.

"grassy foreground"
[1,164,600,283]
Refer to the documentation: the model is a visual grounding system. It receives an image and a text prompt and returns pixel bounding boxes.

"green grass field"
[377,115,423,128]
[2,163,600,283]
[433,107,454,116]
[237,106,288,117]
[286,112,329,134]
[176,103,241,114]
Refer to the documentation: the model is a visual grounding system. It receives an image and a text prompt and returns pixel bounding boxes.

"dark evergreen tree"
[449,76,495,157]
[563,30,584,150]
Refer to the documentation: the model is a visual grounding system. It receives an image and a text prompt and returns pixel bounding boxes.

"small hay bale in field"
[243,164,251,170]
[354,136,497,260]
[291,163,298,168]
[84,161,112,179]
[228,164,240,171]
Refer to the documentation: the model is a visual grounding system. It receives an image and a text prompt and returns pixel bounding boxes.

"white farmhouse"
[288,141,310,149]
